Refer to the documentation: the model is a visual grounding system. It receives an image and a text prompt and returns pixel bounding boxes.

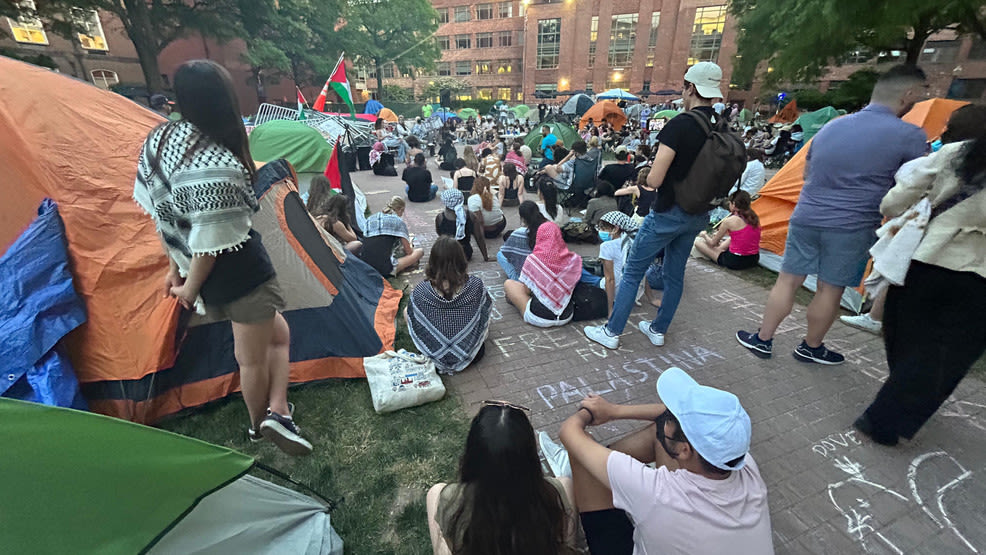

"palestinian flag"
[296,87,307,120]
[323,138,342,191]
[314,53,355,119]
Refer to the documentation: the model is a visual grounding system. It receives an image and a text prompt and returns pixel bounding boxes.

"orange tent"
[377,107,399,122]
[902,98,969,140]
[768,99,799,124]
[580,100,628,131]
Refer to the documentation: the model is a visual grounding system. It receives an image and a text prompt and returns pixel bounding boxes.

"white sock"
[538,431,572,478]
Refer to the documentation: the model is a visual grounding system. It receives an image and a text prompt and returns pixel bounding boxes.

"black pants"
[864,262,986,440]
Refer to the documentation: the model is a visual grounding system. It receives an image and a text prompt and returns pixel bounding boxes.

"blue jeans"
[580,268,602,287]
[497,251,519,280]
[405,184,438,201]
[606,206,708,335]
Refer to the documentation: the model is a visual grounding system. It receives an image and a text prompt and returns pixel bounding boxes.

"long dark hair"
[323,194,351,230]
[537,179,559,219]
[172,60,256,182]
[426,236,468,299]
[446,405,568,555]
[730,190,759,228]
[958,136,986,186]
[306,175,334,214]
[518,201,546,250]
[503,162,519,185]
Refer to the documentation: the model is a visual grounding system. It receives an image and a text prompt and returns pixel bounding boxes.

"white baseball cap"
[656,367,751,470]
[684,62,724,100]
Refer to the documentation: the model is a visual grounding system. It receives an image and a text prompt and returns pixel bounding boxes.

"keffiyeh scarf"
[133,120,257,275]
[520,223,582,316]
[441,189,467,240]
[499,227,531,275]
[364,212,409,239]
[407,275,492,374]
[369,141,385,166]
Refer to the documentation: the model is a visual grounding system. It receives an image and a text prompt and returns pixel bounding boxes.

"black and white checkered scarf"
[407,275,492,374]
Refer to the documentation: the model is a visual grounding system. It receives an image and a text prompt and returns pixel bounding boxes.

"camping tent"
[596,89,639,101]
[250,120,333,173]
[903,98,970,140]
[0,397,343,554]
[561,94,594,117]
[0,57,401,423]
[523,123,580,156]
[793,106,844,142]
[768,99,799,123]
[510,104,531,119]
[458,107,479,119]
[580,100,628,131]
[377,107,399,122]
[653,109,680,120]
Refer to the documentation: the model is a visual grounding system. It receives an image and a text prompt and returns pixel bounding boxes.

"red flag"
[323,138,342,191]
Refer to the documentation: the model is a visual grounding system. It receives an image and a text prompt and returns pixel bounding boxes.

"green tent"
[652,109,680,120]
[457,107,479,119]
[249,120,332,173]
[794,106,843,141]
[510,104,530,118]
[524,123,580,157]
[0,398,343,554]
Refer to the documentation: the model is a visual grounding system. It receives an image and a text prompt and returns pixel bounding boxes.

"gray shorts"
[781,223,875,288]
[204,278,286,324]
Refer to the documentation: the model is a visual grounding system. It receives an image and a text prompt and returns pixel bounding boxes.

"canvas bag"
[364,349,446,413]
[671,111,746,214]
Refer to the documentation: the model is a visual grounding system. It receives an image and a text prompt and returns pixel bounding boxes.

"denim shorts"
[781,223,875,288]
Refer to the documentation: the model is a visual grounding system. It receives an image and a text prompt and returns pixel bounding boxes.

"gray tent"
[561,94,595,117]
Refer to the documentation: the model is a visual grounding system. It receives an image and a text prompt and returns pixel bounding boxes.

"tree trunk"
[376,59,384,102]
[121,0,165,93]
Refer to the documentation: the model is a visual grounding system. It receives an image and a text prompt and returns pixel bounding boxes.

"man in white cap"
[585,62,732,350]
[558,367,773,554]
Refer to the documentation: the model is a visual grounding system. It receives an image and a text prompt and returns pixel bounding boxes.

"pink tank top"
[729,219,761,256]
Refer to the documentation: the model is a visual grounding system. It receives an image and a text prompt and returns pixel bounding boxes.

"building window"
[919,40,960,64]
[437,8,448,23]
[382,65,395,78]
[517,30,524,46]
[497,31,512,47]
[90,69,119,89]
[498,87,512,100]
[535,83,558,94]
[688,5,726,65]
[478,88,494,100]
[476,60,493,74]
[437,62,451,76]
[496,60,514,74]
[585,82,593,93]
[71,8,109,51]
[948,78,986,100]
[516,91,524,101]
[608,14,638,68]
[537,18,561,70]
[437,36,450,50]
[456,61,472,75]
[476,3,494,20]
[6,0,48,45]
[642,80,651,92]
[646,12,660,67]
[477,32,493,48]
[454,6,471,22]
[498,2,512,18]
[588,16,598,67]
[607,77,628,90]
[455,34,471,49]
[970,37,986,60]
[518,2,526,17]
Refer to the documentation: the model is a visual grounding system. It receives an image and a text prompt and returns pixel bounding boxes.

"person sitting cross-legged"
[555,368,773,555]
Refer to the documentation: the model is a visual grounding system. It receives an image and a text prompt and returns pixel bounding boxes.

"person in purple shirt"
[737,65,928,365]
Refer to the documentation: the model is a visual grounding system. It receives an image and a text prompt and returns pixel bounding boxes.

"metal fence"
[253,103,375,145]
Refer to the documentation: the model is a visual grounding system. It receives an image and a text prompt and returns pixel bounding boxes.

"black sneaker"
[736,330,772,359]
[793,341,845,365]
[247,403,294,444]
[259,409,313,456]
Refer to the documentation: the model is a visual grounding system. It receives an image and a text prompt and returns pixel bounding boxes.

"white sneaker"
[638,321,665,346]
[840,313,882,334]
[584,325,619,349]
[538,431,572,478]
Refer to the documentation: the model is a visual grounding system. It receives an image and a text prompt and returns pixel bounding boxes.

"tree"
[2,0,242,93]
[731,0,983,86]
[336,0,440,102]
[382,84,414,102]
[420,76,470,102]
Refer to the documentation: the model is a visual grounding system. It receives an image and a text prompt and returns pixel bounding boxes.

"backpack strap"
[682,110,714,137]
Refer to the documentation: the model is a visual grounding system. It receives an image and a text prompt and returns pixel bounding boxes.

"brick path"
[354,159,986,555]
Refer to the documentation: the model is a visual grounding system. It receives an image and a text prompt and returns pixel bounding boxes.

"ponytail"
[383,195,406,215]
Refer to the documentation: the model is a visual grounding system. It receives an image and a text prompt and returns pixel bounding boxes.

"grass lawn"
[161,282,472,555]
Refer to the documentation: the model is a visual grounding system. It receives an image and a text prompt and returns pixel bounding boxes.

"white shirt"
[538,202,569,226]
[607,452,774,555]
[737,160,766,196]
[598,238,629,289]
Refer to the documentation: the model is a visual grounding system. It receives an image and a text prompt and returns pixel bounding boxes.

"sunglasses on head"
[482,399,531,412]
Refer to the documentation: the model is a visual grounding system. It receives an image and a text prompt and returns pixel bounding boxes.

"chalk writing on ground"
[708,289,805,335]
[810,430,862,458]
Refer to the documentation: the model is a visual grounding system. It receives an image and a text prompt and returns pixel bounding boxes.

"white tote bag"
[364,349,446,413]
[869,197,931,288]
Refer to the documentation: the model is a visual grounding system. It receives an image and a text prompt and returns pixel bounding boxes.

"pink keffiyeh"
[520,222,582,316]
[369,141,385,166]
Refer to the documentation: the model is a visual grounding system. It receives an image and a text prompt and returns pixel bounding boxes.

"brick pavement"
[353,158,986,555]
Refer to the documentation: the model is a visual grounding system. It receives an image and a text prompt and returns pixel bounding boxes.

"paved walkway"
[353,160,986,555]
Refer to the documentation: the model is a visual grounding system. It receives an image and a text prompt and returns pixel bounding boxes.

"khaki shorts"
[204,278,286,324]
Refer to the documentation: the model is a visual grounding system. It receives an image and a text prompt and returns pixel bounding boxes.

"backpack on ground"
[571,282,609,321]
[671,111,746,214]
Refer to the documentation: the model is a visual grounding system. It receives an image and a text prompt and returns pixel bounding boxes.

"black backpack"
[671,111,746,214]
[571,282,609,322]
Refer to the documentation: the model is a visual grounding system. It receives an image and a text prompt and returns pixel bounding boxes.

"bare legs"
[692,233,731,262]
[232,312,292,430]
[758,271,845,348]
[504,279,532,314]
[395,248,425,274]
[804,281,845,348]
[758,271,806,341]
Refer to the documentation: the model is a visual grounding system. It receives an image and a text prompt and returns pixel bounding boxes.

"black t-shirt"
[402,166,434,202]
[598,162,635,189]
[436,211,476,260]
[653,106,716,212]
[360,234,401,276]
[199,229,276,305]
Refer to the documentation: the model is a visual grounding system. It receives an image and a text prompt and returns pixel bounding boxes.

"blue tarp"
[364,99,384,115]
[0,199,87,408]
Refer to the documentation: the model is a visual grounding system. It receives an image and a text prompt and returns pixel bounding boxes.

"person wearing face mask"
[583,212,639,317]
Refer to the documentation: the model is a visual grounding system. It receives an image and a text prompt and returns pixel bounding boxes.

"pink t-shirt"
[607,452,774,555]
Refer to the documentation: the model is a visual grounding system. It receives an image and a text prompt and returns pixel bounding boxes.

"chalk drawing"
[827,456,909,554]
[939,398,986,433]
[708,289,805,335]
[810,430,862,458]
[907,451,977,553]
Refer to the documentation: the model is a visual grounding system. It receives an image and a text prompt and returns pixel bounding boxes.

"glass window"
[585,82,593,93]
[456,61,472,75]
[498,87,512,100]
[919,40,960,64]
[455,34,471,49]
[498,2,512,18]
[477,32,493,48]
[437,36,450,50]
[535,83,558,93]
[479,88,494,100]
[497,31,512,47]
[72,9,108,51]
[477,3,493,20]
[588,16,598,67]
[643,80,651,91]
[475,60,493,75]
[90,69,119,89]
[7,0,48,45]
[454,6,470,22]
[437,62,451,76]
[646,12,660,67]
[608,14,637,68]
[437,8,448,23]
[688,5,726,65]
[382,65,395,78]
[537,18,561,70]
[947,78,986,100]
[607,77,628,90]
[517,30,524,46]
[516,91,524,101]
[496,60,515,74]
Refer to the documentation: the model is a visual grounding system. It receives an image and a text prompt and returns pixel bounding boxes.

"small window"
[475,60,493,75]
[497,87,512,100]
[498,2,512,18]
[477,32,493,48]
[437,36,450,50]
[72,9,108,51]
[437,62,451,76]
[7,0,48,45]
[437,8,449,23]
[90,69,119,89]
[919,40,960,64]
[382,65,395,78]
[497,31,512,47]
[478,88,494,100]
[455,34,471,49]
[454,6,470,22]
[585,82,593,93]
[496,60,514,74]
[476,3,494,20]
[455,61,472,75]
